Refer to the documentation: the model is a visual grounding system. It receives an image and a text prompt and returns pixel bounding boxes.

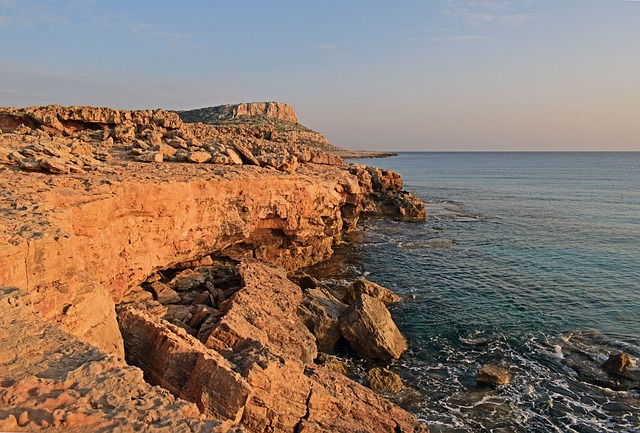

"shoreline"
[329,148,398,159]
[0,104,428,432]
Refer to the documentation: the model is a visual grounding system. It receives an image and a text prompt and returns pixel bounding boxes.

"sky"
[1,0,639,151]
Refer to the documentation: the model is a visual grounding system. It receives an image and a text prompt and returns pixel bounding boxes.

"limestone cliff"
[0,104,428,433]
[178,102,298,123]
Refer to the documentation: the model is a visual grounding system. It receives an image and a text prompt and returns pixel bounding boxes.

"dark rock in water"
[315,353,350,377]
[298,287,348,352]
[603,353,633,374]
[343,278,401,306]
[366,367,404,394]
[476,363,512,386]
[339,294,408,360]
[377,190,427,221]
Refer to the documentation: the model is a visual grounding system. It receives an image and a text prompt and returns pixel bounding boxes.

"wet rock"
[298,287,348,352]
[343,278,401,306]
[315,353,350,376]
[377,190,427,221]
[477,363,513,386]
[366,367,405,394]
[339,294,408,360]
[603,353,633,374]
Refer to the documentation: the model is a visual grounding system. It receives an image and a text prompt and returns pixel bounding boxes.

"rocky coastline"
[0,102,428,432]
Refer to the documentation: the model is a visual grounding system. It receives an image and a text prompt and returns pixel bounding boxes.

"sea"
[310,152,640,433]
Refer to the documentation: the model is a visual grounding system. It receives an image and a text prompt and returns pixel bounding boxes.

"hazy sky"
[1,1,639,151]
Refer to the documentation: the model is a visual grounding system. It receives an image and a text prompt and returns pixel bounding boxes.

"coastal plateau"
[0,102,427,432]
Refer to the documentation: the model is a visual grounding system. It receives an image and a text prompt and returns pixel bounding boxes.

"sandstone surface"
[0,103,428,432]
[297,286,348,352]
[339,295,409,360]
[344,278,401,306]
[366,367,405,394]
[0,288,238,433]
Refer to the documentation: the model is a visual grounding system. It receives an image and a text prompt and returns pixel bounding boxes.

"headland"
[0,102,427,432]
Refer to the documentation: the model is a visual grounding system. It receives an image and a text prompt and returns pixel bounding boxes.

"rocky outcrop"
[339,295,408,360]
[205,262,317,364]
[118,263,427,433]
[476,363,513,386]
[179,102,299,123]
[0,288,233,433]
[344,278,401,306]
[0,104,428,432]
[298,286,348,352]
[348,163,426,221]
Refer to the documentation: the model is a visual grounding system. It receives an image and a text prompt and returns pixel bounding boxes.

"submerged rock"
[602,353,633,374]
[339,294,408,360]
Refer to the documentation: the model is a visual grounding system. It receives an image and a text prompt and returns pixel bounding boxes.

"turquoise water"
[318,153,640,432]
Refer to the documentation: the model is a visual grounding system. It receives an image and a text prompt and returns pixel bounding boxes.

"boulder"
[298,287,348,352]
[602,353,633,374]
[343,278,401,306]
[205,261,317,364]
[167,268,207,291]
[315,353,350,376]
[148,281,181,304]
[225,148,244,165]
[476,363,512,386]
[366,367,405,394]
[158,143,177,157]
[138,151,163,163]
[338,294,408,360]
[256,153,299,173]
[39,157,70,174]
[187,151,211,164]
[232,142,260,165]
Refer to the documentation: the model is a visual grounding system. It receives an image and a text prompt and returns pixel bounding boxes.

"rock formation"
[0,103,428,432]
[366,367,405,394]
[476,363,513,386]
[339,295,409,360]
[344,278,402,306]
[179,102,299,123]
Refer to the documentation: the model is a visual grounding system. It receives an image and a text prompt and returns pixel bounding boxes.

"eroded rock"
[343,278,401,306]
[476,363,513,386]
[366,367,405,394]
[339,294,408,360]
[298,287,347,352]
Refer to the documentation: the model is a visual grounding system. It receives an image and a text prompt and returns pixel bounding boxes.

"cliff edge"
[0,103,427,432]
